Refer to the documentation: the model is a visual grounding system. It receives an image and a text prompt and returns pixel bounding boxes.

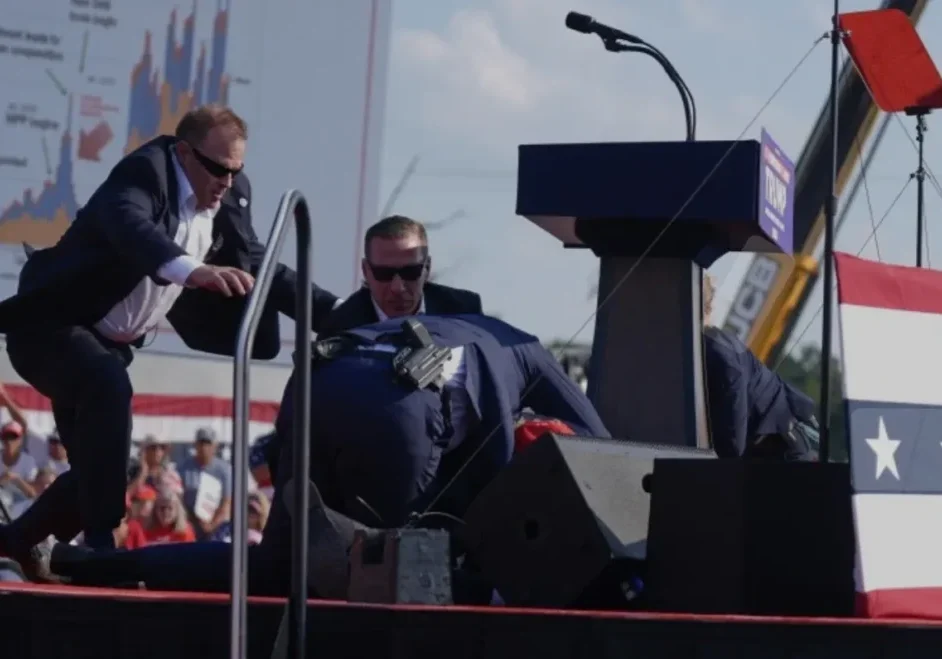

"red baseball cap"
[131,485,158,502]
[0,421,23,439]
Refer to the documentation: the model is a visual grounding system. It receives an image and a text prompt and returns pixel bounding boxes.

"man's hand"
[185,265,255,297]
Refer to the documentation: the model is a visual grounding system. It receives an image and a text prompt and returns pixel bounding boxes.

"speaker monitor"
[462,433,714,608]
[644,459,855,617]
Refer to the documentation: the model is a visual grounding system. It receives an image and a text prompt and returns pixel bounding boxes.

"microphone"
[564,10,697,141]
[565,11,643,44]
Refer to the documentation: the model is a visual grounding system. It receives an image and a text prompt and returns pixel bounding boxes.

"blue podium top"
[516,139,795,265]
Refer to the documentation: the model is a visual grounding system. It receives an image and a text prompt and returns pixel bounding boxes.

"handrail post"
[231,189,313,659]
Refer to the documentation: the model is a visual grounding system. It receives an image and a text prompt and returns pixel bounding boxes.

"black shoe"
[48,541,94,577]
[49,543,143,589]
[5,536,69,584]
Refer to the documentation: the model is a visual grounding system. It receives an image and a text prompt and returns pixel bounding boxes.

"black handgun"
[392,319,453,390]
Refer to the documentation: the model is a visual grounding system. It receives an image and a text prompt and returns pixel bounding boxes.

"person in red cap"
[0,421,37,512]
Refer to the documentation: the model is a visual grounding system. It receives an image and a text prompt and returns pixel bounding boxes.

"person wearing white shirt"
[0,105,332,575]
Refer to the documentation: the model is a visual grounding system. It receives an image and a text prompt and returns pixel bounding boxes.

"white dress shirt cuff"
[158,255,203,286]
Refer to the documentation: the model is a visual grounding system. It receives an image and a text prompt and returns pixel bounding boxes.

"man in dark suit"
[278,313,610,526]
[703,327,819,460]
[317,215,482,336]
[44,313,608,597]
[701,277,818,460]
[0,104,337,567]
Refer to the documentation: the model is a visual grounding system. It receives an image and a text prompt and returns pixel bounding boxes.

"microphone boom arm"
[606,40,697,142]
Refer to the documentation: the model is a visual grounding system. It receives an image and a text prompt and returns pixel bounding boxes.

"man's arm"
[208,496,231,535]
[236,178,341,331]
[0,384,28,431]
[204,465,232,535]
[262,260,342,332]
[703,340,749,457]
[515,340,611,438]
[82,155,186,277]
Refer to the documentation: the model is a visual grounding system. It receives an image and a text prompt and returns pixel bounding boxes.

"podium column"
[587,257,709,448]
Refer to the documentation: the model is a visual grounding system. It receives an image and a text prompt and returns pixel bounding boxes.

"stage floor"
[2,582,942,658]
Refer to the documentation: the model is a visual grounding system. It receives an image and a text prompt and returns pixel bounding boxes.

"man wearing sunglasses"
[318,215,482,336]
[701,276,818,461]
[0,104,339,575]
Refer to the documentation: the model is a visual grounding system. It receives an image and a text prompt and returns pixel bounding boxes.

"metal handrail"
[231,190,313,659]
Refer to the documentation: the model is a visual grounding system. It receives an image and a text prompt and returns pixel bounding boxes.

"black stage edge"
[2,585,942,658]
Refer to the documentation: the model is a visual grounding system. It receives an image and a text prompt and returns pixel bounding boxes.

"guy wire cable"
[420,33,830,516]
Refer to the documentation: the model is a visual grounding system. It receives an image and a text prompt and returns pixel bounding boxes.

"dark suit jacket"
[317,282,482,337]
[703,326,815,457]
[338,314,609,514]
[0,135,338,359]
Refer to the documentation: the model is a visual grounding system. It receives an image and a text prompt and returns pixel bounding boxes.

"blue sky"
[377,0,942,364]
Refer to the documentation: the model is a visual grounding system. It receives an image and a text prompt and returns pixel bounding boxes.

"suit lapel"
[422,284,443,312]
[164,141,182,240]
[206,187,251,262]
[351,288,379,324]
[329,289,377,332]
[219,188,248,228]
[205,234,225,262]
[225,185,251,216]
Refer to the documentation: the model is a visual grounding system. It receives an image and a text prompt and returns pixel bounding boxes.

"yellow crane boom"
[721,0,930,365]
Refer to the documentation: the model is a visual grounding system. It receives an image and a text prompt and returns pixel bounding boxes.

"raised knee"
[84,358,133,405]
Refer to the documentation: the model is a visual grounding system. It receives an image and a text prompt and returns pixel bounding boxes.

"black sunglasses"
[368,261,427,282]
[186,143,243,178]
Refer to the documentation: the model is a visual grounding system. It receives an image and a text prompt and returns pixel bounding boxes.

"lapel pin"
[239,197,248,208]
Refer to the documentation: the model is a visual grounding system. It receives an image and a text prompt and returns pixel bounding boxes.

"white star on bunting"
[865,416,901,480]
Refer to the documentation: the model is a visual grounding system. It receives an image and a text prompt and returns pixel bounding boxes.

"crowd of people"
[0,392,276,554]
[119,428,273,549]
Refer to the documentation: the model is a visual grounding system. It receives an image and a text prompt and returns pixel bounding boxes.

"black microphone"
[564,11,697,141]
[564,11,643,44]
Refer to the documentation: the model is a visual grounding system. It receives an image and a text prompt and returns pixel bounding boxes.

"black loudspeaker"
[645,459,855,617]
[462,433,714,608]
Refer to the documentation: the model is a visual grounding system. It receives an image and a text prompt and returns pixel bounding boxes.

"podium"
[516,136,795,447]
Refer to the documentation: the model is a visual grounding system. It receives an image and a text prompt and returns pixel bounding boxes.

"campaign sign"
[758,128,795,254]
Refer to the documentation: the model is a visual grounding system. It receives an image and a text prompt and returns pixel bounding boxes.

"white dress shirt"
[367,296,476,452]
[96,150,218,343]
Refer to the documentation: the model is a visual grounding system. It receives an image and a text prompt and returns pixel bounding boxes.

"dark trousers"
[66,492,294,595]
[5,325,133,549]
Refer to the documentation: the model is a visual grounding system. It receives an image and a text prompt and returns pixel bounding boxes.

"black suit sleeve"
[703,335,749,457]
[83,155,186,277]
[236,178,339,333]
